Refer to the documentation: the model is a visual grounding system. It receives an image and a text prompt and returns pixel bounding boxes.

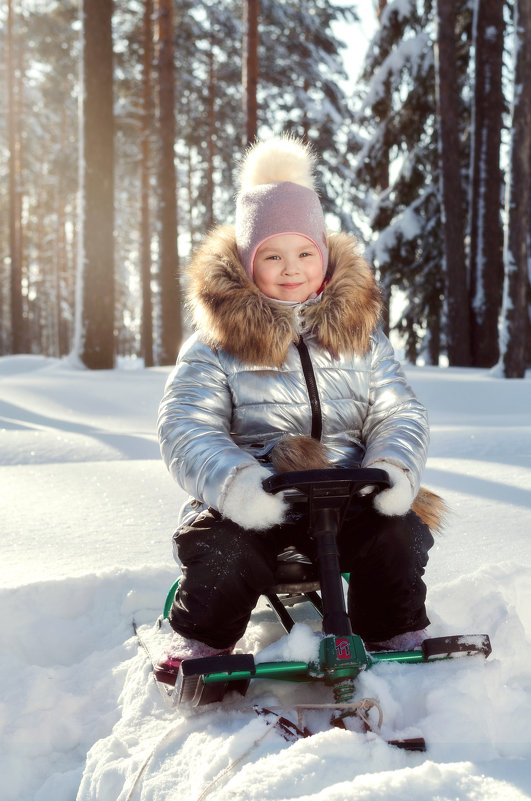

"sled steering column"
[263,468,391,723]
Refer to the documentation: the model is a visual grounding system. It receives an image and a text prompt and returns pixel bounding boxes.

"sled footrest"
[422,634,492,660]
[175,654,256,706]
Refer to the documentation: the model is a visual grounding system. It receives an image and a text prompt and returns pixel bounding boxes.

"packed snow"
[1,354,530,801]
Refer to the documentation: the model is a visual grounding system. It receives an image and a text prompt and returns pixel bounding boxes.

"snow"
[364,32,431,109]
[372,206,422,265]
[1,354,530,801]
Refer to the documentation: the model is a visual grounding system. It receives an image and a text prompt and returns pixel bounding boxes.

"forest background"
[2,0,530,377]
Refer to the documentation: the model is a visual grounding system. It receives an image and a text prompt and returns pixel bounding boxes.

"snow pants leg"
[339,507,434,642]
[169,510,282,649]
[168,506,433,649]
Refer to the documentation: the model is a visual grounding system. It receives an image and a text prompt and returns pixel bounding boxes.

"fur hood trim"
[186,225,382,367]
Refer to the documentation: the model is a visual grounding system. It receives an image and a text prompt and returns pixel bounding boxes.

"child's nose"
[282,257,299,273]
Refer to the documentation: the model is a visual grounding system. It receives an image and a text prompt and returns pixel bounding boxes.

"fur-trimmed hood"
[185,225,382,367]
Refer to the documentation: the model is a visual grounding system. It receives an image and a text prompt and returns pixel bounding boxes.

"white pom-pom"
[239,135,317,192]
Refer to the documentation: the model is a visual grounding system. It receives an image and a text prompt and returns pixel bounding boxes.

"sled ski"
[176,654,254,705]
[421,634,491,660]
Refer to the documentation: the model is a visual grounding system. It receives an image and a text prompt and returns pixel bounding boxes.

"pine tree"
[75,0,115,369]
[468,0,505,367]
[259,0,355,227]
[435,0,471,365]
[242,0,259,145]
[352,0,478,365]
[16,2,78,356]
[499,0,531,378]
[140,0,154,367]
[7,0,24,353]
[175,0,242,238]
[352,0,445,363]
[157,0,181,365]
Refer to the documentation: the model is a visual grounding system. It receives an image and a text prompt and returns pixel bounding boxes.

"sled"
[157,468,492,749]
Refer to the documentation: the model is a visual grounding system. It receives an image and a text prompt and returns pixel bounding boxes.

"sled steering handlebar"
[262,467,390,510]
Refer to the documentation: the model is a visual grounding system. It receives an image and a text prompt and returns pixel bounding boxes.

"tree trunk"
[500,0,531,378]
[376,0,391,336]
[55,177,69,357]
[35,156,47,352]
[15,34,26,349]
[434,0,472,365]
[528,158,531,368]
[242,0,259,146]
[468,0,505,367]
[186,143,195,253]
[157,0,181,365]
[140,0,154,368]
[78,0,115,369]
[426,295,442,366]
[206,44,216,231]
[7,0,24,354]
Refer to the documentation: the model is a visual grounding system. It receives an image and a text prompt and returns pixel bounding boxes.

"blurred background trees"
[1,0,529,376]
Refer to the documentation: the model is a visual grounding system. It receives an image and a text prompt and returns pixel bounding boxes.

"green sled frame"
[162,576,492,707]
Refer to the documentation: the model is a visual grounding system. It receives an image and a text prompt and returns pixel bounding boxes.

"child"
[155,136,435,685]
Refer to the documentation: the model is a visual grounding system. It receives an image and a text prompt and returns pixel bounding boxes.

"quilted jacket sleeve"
[158,334,259,511]
[361,329,429,495]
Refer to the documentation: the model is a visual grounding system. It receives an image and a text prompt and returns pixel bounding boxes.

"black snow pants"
[168,504,434,649]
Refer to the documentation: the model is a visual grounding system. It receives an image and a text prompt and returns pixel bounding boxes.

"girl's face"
[253,234,323,303]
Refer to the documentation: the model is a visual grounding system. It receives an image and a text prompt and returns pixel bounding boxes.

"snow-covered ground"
[1,354,530,801]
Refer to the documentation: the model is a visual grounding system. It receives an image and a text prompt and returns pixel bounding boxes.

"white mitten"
[367,461,415,517]
[220,464,287,530]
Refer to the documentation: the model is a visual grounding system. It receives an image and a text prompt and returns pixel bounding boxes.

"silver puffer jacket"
[158,226,429,525]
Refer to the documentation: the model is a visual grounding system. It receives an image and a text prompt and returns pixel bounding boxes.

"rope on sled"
[122,713,273,801]
[124,720,181,801]
[122,705,276,801]
[123,698,383,801]
[195,724,275,801]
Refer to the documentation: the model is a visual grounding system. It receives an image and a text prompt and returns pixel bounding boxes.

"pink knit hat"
[235,137,329,279]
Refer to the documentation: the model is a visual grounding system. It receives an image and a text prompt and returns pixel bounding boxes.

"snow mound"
[1,562,519,801]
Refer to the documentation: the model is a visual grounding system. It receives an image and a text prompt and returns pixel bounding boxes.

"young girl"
[155,136,435,685]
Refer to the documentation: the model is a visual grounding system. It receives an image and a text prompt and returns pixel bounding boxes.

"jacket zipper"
[295,338,323,441]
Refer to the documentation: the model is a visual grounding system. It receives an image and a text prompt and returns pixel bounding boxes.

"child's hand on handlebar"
[220,464,287,530]
[365,461,415,517]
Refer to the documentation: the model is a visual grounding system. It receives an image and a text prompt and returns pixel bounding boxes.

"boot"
[154,632,234,686]
[365,628,428,652]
